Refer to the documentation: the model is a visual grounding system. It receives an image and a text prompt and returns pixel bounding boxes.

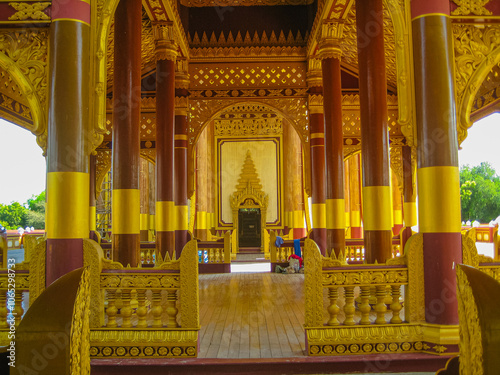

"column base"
[420,323,459,356]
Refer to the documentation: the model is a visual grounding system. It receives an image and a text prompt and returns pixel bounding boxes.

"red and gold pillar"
[111,0,141,267]
[356,0,392,263]
[320,41,345,256]
[349,154,363,238]
[412,1,462,325]
[307,61,326,254]
[155,23,177,260]
[174,60,189,256]
[402,145,417,246]
[89,154,98,242]
[140,159,150,242]
[46,0,90,286]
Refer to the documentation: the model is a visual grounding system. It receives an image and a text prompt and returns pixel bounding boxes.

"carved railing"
[101,242,158,266]
[0,268,29,344]
[461,224,497,243]
[304,238,426,356]
[197,231,231,273]
[89,239,200,358]
[345,238,402,263]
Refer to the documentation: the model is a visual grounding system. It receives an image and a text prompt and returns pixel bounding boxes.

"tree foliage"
[0,191,45,229]
[460,162,500,222]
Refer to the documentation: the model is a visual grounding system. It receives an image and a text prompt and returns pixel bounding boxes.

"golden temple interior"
[1,0,500,374]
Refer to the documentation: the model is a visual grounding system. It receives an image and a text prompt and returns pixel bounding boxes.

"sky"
[0,114,500,205]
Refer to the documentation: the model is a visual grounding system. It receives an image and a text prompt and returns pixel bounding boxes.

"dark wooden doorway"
[238,208,261,247]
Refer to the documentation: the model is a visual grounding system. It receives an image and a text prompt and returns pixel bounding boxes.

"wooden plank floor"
[198,272,306,359]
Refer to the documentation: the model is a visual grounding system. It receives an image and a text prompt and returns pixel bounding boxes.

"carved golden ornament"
[215,117,283,136]
[230,150,269,211]
[406,233,425,323]
[478,264,500,282]
[70,267,91,375]
[95,150,111,198]
[8,2,50,21]
[451,0,492,15]
[462,228,480,268]
[190,62,306,90]
[390,145,404,195]
[188,97,309,146]
[304,239,325,327]
[318,42,342,61]
[322,267,408,287]
[27,236,46,306]
[100,273,181,289]
[175,96,189,116]
[456,265,484,375]
[0,29,48,150]
[189,29,306,49]
[453,24,500,145]
[178,240,200,328]
[83,239,105,328]
[306,325,423,355]
[90,329,198,358]
[190,45,306,59]
[308,94,324,114]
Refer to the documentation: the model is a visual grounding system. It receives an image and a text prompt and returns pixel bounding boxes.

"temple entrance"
[238,208,261,248]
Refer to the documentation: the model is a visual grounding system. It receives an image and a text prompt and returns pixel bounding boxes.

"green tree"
[0,202,27,229]
[25,191,45,229]
[460,162,500,222]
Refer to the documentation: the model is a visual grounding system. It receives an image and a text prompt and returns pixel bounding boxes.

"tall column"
[307,60,326,254]
[148,162,156,242]
[111,0,141,267]
[155,23,177,260]
[402,145,417,246]
[195,127,208,240]
[320,37,345,256]
[344,158,351,238]
[392,172,403,236]
[89,154,98,242]
[174,59,189,256]
[46,0,90,286]
[412,1,462,325]
[140,159,150,242]
[349,154,363,238]
[356,0,392,263]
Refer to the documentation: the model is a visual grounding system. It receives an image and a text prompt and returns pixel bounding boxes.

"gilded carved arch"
[0,29,49,151]
[187,98,309,197]
[453,24,500,145]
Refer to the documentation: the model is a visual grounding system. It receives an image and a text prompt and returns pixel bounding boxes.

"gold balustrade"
[269,230,302,265]
[198,231,231,265]
[304,238,426,356]
[0,269,29,345]
[89,239,200,358]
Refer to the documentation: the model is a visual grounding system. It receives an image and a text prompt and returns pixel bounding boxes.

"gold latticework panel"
[104,113,157,141]
[190,62,307,90]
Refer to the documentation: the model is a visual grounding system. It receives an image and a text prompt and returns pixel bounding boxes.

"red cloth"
[288,254,303,267]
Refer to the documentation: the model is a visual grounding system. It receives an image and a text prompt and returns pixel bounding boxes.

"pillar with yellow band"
[177,205,189,231]
[156,201,177,232]
[412,0,462,327]
[311,203,326,229]
[403,202,417,228]
[326,199,346,230]
[46,172,90,239]
[418,166,461,233]
[112,190,140,234]
[362,186,393,231]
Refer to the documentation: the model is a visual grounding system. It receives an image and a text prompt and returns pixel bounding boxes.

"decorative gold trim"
[83,239,105,328]
[456,265,484,374]
[304,238,325,327]
[451,0,492,16]
[70,267,91,375]
[453,24,500,144]
[214,116,283,136]
[8,2,50,21]
[406,233,425,323]
[308,94,324,114]
[90,329,198,358]
[306,324,424,356]
[0,29,48,151]
[179,239,200,328]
